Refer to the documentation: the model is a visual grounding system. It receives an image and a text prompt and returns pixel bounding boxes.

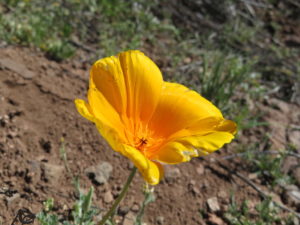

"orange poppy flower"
[75,50,236,185]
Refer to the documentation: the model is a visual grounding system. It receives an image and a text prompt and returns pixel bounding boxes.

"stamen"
[136,137,148,150]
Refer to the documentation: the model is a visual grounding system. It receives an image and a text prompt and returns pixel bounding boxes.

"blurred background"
[0,0,300,224]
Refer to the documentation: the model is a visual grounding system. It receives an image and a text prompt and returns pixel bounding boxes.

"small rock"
[39,139,52,153]
[62,204,68,210]
[208,214,224,225]
[128,162,134,169]
[201,180,210,189]
[192,186,200,195]
[156,216,164,225]
[207,197,220,212]
[220,204,229,212]
[103,191,114,203]
[218,190,229,200]
[7,130,18,138]
[283,190,300,207]
[248,173,258,180]
[196,164,205,175]
[42,163,64,184]
[27,160,41,184]
[0,58,36,79]
[292,217,300,225]
[131,203,140,212]
[190,180,196,186]
[268,98,290,114]
[114,215,123,224]
[123,211,135,225]
[94,214,103,223]
[290,191,300,201]
[281,156,298,174]
[284,184,299,191]
[292,167,300,186]
[289,130,300,149]
[164,166,181,182]
[268,192,282,205]
[85,161,113,185]
[184,57,192,64]
[118,205,130,216]
[5,193,20,205]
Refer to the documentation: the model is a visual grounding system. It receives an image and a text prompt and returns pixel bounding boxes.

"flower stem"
[98,167,137,225]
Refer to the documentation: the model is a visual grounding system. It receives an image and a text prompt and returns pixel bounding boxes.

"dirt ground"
[0,46,299,225]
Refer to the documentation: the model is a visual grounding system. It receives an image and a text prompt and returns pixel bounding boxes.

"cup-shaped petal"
[147,82,236,163]
[75,50,237,185]
[90,50,163,124]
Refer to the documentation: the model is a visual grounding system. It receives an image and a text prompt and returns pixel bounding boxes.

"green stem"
[98,167,137,225]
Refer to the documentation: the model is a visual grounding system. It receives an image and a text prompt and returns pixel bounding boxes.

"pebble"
[284,184,299,191]
[283,188,300,207]
[248,173,258,180]
[27,160,41,184]
[207,197,220,212]
[85,161,113,185]
[128,162,134,169]
[39,139,52,153]
[5,193,20,205]
[282,156,298,174]
[0,58,36,79]
[164,166,181,182]
[292,167,300,186]
[114,215,123,224]
[196,164,205,175]
[292,217,300,225]
[189,180,196,186]
[123,212,135,225]
[42,163,64,185]
[103,191,114,203]
[289,130,300,149]
[131,203,140,212]
[118,205,130,216]
[192,186,200,195]
[217,190,228,200]
[201,180,210,189]
[156,216,164,225]
[208,214,224,225]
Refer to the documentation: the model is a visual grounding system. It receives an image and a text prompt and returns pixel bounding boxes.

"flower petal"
[118,50,163,122]
[74,99,95,122]
[87,87,124,133]
[149,82,223,138]
[90,55,127,115]
[153,131,235,164]
[75,97,125,152]
[169,117,236,139]
[90,50,163,124]
[121,144,163,185]
[147,82,237,164]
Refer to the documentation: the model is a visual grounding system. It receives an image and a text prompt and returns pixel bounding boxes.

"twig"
[265,86,280,96]
[286,0,300,8]
[69,40,97,53]
[221,150,300,160]
[178,61,202,72]
[234,170,300,218]
[238,0,273,8]
[217,162,300,219]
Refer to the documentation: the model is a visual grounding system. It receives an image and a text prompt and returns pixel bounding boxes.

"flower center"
[135,137,148,151]
[123,118,165,158]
